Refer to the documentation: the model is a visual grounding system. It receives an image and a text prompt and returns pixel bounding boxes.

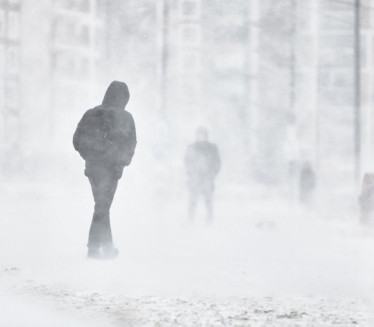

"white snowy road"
[0,179,373,326]
[1,277,369,326]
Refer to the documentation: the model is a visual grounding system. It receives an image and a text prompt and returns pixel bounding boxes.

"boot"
[87,246,102,259]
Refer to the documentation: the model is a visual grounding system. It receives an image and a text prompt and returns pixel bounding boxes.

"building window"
[180,0,200,19]
[54,51,74,76]
[61,0,75,10]
[53,17,62,40]
[180,50,201,73]
[54,52,64,73]
[181,77,200,104]
[52,19,64,44]
[54,19,91,47]
[179,24,201,46]
[76,0,90,12]
[7,12,20,40]
[7,47,19,75]
[182,1,197,16]
[78,24,90,45]
[8,0,21,6]
[78,57,90,77]
[54,17,76,45]
[55,0,89,11]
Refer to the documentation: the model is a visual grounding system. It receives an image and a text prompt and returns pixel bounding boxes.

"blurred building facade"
[0,0,373,197]
[0,0,102,177]
[161,0,251,182]
[290,0,357,196]
[360,0,374,179]
[249,0,373,193]
[315,0,356,190]
[50,0,101,144]
[247,1,299,186]
[293,0,374,195]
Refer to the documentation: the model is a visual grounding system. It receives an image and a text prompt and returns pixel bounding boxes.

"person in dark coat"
[73,81,137,259]
[185,127,221,222]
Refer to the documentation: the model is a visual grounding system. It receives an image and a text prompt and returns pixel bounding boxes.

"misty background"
[2,0,370,194]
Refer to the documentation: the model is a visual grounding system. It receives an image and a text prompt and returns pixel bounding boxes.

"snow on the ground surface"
[0,290,96,327]
[0,177,373,326]
[0,277,369,327]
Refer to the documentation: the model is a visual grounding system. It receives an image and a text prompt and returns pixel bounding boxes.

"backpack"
[73,107,109,160]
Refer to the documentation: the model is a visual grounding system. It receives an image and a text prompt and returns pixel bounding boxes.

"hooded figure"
[73,81,137,259]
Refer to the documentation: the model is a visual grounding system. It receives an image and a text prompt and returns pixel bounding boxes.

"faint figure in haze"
[284,113,299,201]
[299,161,316,204]
[359,173,374,224]
[73,81,137,259]
[185,127,221,222]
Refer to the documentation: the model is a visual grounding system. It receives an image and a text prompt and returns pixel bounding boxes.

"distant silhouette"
[359,173,374,224]
[299,161,316,204]
[284,116,299,201]
[73,81,137,259]
[185,127,221,222]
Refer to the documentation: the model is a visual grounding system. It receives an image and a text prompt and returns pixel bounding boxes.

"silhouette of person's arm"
[106,114,137,179]
[73,110,91,159]
[121,114,137,167]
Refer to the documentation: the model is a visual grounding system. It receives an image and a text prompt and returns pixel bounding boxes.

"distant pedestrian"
[284,114,299,201]
[73,81,137,259]
[299,161,316,204]
[185,127,220,222]
[359,173,374,224]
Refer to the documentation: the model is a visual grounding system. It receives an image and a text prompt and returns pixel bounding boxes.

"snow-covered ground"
[0,290,96,327]
[0,174,373,326]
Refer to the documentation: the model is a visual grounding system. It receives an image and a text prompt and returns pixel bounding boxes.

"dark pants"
[87,172,118,249]
[188,176,214,222]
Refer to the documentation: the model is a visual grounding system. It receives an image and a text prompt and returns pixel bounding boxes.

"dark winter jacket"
[185,141,221,180]
[73,81,137,178]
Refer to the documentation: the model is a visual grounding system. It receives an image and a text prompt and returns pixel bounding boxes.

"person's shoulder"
[123,110,135,124]
[84,106,101,115]
[78,108,95,123]
[123,109,134,118]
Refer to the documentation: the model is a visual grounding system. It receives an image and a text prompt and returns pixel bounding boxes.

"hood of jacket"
[102,81,130,108]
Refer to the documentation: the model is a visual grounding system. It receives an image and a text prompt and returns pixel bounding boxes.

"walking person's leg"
[203,179,214,223]
[87,175,102,254]
[188,178,199,220]
[87,173,118,257]
[100,176,118,256]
